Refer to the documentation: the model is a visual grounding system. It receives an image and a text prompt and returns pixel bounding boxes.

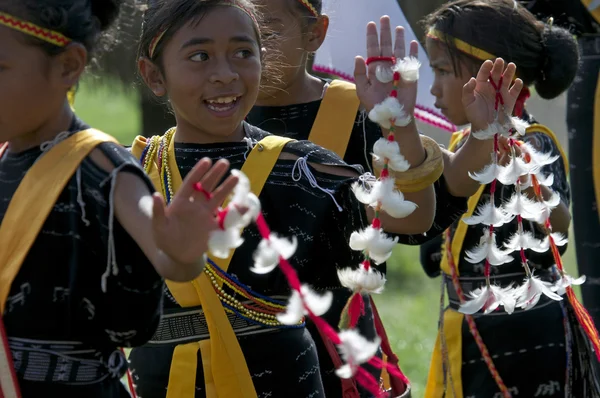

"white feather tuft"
[459,284,517,315]
[509,117,529,136]
[504,230,546,253]
[349,226,398,265]
[502,192,546,221]
[372,138,410,172]
[337,265,387,294]
[468,161,500,185]
[276,285,333,325]
[471,122,505,140]
[368,97,412,129]
[515,275,562,310]
[497,155,536,185]
[394,56,421,82]
[465,230,513,265]
[208,228,244,259]
[463,200,512,227]
[352,178,417,219]
[250,233,298,275]
[335,330,381,379]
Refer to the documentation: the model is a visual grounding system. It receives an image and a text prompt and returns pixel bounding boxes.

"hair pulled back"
[0,0,126,58]
[424,0,579,99]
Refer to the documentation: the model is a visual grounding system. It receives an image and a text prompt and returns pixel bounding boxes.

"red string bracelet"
[365,56,396,66]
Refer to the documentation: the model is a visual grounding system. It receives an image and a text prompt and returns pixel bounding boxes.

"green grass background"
[75,79,579,397]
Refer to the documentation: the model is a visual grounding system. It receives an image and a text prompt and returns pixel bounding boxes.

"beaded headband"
[148,1,259,59]
[297,0,318,17]
[0,12,76,106]
[0,11,72,47]
[427,28,496,61]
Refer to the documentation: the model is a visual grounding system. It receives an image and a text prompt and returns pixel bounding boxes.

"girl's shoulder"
[245,122,364,178]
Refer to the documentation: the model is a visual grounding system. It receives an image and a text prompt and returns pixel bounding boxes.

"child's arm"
[94,151,238,282]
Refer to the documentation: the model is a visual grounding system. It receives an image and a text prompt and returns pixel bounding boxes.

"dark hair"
[423,0,579,99]
[0,0,125,58]
[289,0,321,19]
[138,0,280,88]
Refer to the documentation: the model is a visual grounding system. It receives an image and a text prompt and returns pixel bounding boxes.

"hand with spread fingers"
[463,58,524,132]
[354,16,419,115]
[152,158,239,267]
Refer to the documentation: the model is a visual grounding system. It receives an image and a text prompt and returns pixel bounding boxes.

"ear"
[54,43,87,90]
[138,57,167,97]
[305,14,329,53]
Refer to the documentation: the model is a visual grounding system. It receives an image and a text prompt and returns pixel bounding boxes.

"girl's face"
[0,26,66,143]
[154,6,262,139]
[426,38,473,126]
[258,0,326,99]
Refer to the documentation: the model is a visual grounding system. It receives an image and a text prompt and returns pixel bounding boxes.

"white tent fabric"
[313,0,456,132]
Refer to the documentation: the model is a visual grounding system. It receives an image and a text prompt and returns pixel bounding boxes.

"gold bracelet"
[374,135,444,193]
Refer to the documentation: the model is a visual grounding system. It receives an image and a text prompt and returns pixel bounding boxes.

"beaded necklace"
[140,129,304,329]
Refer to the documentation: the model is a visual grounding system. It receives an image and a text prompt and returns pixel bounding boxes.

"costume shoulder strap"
[0,129,118,313]
[308,79,360,158]
[525,123,569,175]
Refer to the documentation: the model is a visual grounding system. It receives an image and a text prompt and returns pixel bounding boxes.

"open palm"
[354,16,418,115]
[151,158,238,265]
[463,58,524,131]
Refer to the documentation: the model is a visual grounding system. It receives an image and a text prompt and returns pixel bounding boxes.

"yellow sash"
[308,79,361,159]
[425,125,568,398]
[0,129,118,314]
[582,0,600,24]
[131,133,293,398]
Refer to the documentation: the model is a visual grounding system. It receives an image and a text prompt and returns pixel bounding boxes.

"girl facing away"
[128,0,442,397]
[419,0,600,397]
[0,0,238,397]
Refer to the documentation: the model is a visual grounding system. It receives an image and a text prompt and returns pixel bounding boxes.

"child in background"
[0,1,237,396]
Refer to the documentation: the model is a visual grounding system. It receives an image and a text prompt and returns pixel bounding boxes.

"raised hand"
[152,158,239,266]
[462,58,524,132]
[354,16,419,114]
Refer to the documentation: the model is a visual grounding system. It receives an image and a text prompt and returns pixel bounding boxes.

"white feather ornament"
[352,178,417,219]
[368,97,412,129]
[276,285,333,325]
[463,200,512,227]
[497,155,536,185]
[502,192,546,221]
[468,160,500,185]
[459,284,517,315]
[395,56,421,82]
[349,226,398,265]
[515,275,562,310]
[465,230,513,265]
[337,265,387,294]
[335,330,382,379]
[372,138,410,172]
[251,233,298,275]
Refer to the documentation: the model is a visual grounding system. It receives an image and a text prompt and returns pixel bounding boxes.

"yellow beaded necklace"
[140,129,303,328]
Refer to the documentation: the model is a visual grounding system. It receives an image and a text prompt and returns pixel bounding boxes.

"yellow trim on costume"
[131,132,293,398]
[582,0,600,24]
[0,129,118,314]
[427,28,497,62]
[425,310,464,398]
[425,125,568,397]
[308,80,361,159]
[594,70,600,224]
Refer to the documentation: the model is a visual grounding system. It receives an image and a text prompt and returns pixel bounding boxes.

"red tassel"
[567,287,600,362]
[348,293,366,328]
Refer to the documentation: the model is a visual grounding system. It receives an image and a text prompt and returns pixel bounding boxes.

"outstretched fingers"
[475,60,494,83]
[393,26,405,59]
[379,16,393,57]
